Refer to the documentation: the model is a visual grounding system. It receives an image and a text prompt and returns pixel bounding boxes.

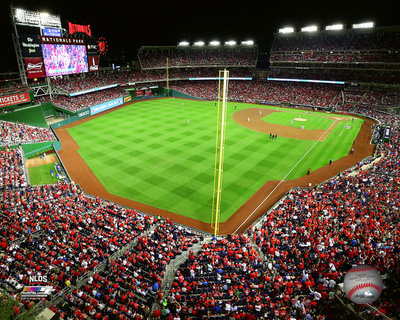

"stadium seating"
[138,48,258,69]
[269,28,400,86]
[1,100,399,318]
[51,87,127,112]
[0,121,56,146]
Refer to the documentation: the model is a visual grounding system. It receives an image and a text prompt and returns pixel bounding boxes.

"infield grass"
[262,111,334,130]
[67,98,362,223]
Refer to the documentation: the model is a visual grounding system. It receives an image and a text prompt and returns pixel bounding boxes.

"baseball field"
[62,98,363,224]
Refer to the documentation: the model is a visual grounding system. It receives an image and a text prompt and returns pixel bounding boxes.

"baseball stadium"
[0,5,399,320]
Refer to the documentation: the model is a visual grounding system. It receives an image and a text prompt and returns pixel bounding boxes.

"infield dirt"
[232,107,349,141]
[25,154,58,169]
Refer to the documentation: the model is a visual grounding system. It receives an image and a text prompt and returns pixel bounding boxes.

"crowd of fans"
[66,221,201,319]
[0,93,399,319]
[269,29,400,86]
[51,87,127,112]
[0,80,28,96]
[45,68,254,112]
[249,141,400,318]
[0,149,160,318]
[45,74,400,114]
[169,81,341,108]
[266,69,400,87]
[0,147,26,190]
[50,69,254,95]
[336,87,400,117]
[138,49,258,69]
[270,52,400,65]
[342,89,400,109]
[0,121,56,146]
[271,31,400,52]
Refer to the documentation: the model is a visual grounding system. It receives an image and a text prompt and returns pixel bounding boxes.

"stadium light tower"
[178,41,190,46]
[278,27,294,34]
[225,40,236,46]
[301,25,318,32]
[209,40,220,46]
[211,69,229,236]
[193,41,205,46]
[325,24,344,31]
[352,22,375,29]
[241,40,254,45]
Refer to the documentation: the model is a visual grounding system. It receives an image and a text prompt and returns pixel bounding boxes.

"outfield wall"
[0,105,48,128]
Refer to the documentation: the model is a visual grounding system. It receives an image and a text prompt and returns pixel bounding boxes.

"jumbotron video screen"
[41,43,89,77]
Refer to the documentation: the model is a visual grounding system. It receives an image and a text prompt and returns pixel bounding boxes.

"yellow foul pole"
[211,69,229,236]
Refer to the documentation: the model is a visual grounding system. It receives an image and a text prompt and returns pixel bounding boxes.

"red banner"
[68,22,91,36]
[0,92,30,108]
[25,58,45,79]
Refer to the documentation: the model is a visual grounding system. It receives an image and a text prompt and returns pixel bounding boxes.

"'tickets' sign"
[25,58,45,79]
[0,92,31,108]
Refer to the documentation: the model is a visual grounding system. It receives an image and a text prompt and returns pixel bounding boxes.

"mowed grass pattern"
[67,99,362,222]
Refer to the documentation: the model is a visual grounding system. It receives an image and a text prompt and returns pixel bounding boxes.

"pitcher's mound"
[294,118,307,122]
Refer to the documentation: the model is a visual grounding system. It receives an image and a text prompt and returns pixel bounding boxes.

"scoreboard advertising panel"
[20,34,42,57]
[19,35,99,79]
[24,57,46,79]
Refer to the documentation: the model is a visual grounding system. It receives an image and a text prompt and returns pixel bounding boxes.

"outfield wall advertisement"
[90,97,124,115]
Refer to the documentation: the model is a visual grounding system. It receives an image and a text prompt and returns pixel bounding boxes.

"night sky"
[0,0,398,73]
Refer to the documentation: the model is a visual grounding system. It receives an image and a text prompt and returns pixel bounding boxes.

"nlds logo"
[29,275,47,283]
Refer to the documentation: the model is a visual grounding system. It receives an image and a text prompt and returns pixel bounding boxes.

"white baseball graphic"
[343,265,383,304]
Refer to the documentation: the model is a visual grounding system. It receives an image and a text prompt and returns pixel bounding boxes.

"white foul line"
[233,119,339,234]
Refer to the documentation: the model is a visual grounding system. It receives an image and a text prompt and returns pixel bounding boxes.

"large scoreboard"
[11,7,101,82]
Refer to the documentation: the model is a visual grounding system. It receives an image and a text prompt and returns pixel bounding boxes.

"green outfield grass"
[67,98,362,223]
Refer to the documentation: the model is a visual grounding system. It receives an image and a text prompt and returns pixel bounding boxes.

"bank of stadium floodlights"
[278,21,374,34]
[278,21,375,34]
[178,40,254,46]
